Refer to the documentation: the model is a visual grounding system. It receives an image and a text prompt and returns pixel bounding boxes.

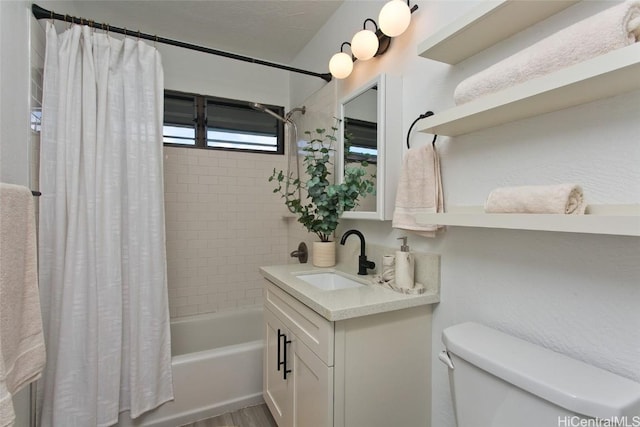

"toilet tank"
[441,322,640,427]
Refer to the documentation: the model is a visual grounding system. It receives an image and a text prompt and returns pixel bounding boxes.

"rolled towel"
[484,184,586,215]
[454,0,640,105]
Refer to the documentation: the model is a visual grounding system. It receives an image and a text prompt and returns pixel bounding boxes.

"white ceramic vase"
[312,241,336,267]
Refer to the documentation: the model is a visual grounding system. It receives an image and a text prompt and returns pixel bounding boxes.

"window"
[344,118,378,164]
[164,94,197,146]
[163,91,284,154]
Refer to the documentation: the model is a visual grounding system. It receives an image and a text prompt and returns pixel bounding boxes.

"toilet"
[440,322,640,427]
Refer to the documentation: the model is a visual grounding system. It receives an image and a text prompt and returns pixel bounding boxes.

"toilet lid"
[442,322,640,418]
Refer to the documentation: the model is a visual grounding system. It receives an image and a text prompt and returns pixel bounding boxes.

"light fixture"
[351,19,380,61]
[329,42,354,79]
[327,2,417,80]
[379,0,412,37]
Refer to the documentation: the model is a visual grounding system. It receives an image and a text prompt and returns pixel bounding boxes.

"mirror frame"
[338,74,401,220]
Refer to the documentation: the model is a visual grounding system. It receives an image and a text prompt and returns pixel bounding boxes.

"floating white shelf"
[415,205,640,236]
[417,0,578,64]
[418,43,640,136]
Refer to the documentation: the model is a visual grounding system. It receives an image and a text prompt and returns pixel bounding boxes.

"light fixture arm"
[374,28,391,57]
[363,18,379,31]
[340,41,355,60]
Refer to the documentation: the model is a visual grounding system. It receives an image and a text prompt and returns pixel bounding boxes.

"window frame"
[163,90,285,155]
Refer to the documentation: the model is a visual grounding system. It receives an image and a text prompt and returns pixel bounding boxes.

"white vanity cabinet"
[263,279,432,427]
[264,285,333,427]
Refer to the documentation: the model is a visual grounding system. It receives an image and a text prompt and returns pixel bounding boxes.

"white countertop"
[260,264,440,321]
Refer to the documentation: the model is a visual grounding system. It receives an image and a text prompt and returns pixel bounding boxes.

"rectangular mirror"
[338,74,402,220]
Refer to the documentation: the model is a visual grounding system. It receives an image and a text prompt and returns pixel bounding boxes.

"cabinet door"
[292,340,333,427]
[264,308,293,427]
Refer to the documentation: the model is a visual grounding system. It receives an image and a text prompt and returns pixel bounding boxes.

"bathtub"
[118,307,264,427]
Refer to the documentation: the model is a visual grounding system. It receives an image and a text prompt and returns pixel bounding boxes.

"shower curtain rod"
[31,3,333,82]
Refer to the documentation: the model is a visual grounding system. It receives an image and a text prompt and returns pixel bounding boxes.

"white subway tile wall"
[285,83,339,263]
[163,147,289,318]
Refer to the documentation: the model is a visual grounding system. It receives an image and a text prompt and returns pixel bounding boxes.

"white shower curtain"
[38,22,173,426]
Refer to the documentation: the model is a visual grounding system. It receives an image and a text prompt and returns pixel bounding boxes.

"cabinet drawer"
[264,280,334,366]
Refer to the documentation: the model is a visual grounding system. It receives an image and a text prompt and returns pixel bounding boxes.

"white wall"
[0,0,31,186]
[291,1,640,426]
[159,43,291,108]
[1,2,36,425]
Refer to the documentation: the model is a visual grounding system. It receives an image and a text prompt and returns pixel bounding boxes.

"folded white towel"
[484,184,586,215]
[454,0,640,105]
[392,145,444,237]
[0,183,46,427]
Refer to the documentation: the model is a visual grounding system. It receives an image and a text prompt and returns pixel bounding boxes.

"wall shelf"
[417,0,578,64]
[418,43,640,136]
[415,205,640,236]
[415,1,638,239]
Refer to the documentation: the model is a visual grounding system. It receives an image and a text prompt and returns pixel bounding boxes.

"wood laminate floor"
[180,404,277,427]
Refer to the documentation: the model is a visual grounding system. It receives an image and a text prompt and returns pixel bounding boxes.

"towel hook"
[406,111,437,149]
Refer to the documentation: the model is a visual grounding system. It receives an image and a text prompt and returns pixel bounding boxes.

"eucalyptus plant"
[269,123,375,242]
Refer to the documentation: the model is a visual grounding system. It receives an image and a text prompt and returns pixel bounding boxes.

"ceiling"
[48,1,344,63]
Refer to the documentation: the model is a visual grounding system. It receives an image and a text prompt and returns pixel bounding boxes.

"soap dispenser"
[395,236,415,290]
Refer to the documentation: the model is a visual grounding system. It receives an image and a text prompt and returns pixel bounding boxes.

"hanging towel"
[454,0,640,105]
[484,184,586,215]
[392,145,444,238]
[0,183,45,427]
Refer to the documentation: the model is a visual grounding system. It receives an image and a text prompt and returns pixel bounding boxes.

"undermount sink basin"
[295,272,365,291]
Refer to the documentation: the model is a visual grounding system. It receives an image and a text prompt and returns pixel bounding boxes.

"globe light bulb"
[351,29,379,61]
[379,0,411,37]
[329,52,353,79]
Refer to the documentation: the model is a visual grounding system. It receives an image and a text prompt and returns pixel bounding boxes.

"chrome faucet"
[340,229,375,275]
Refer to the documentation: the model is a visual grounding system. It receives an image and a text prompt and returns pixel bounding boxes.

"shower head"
[285,105,306,121]
[251,102,288,123]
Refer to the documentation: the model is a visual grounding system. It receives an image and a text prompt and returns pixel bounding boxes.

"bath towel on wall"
[392,144,444,238]
[0,183,45,427]
[484,184,586,215]
[454,0,640,105]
